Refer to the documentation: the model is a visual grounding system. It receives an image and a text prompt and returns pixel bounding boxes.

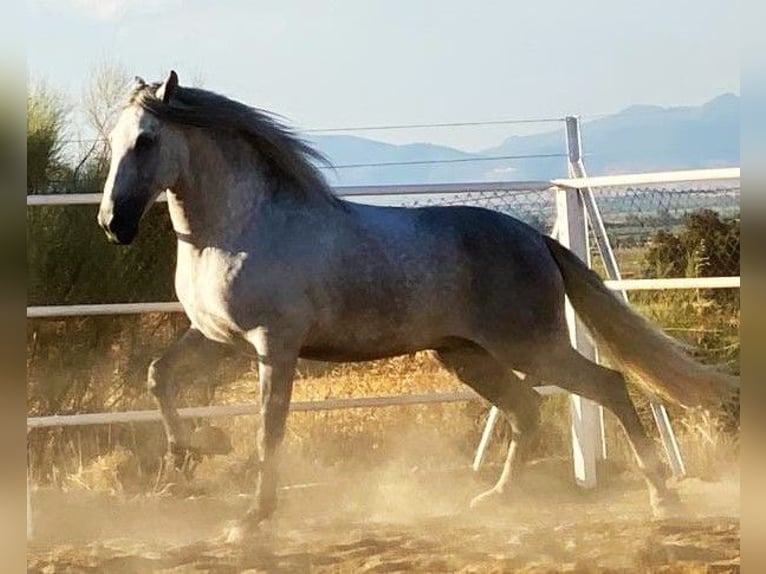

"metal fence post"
[559,116,604,488]
[563,117,686,478]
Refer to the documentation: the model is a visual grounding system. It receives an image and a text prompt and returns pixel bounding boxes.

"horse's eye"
[134,133,155,152]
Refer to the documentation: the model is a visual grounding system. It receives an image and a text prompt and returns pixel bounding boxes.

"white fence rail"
[26,167,739,207]
[24,276,740,319]
[26,164,740,543]
[27,392,480,429]
[26,166,740,429]
[25,180,553,206]
[552,167,739,189]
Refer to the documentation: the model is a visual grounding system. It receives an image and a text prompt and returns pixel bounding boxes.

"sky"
[27,0,739,152]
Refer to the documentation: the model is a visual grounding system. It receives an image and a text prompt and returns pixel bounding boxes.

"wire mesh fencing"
[584,181,740,281]
[351,186,557,235]
[352,180,740,283]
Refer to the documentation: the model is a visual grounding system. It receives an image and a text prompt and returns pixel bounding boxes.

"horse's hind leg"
[148,327,231,471]
[436,345,541,508]
[529,345,680,517]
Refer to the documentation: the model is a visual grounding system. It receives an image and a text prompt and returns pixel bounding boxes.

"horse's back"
[413,205,566,333]
[301,203,567,358]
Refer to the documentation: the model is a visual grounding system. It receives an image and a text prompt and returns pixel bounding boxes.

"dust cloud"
[27,424,739,572]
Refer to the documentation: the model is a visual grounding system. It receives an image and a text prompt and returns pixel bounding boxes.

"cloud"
[67,0,183,20]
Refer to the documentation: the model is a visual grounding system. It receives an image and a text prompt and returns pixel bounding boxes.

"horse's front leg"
[148,327,230,469]
[235,330,297,536]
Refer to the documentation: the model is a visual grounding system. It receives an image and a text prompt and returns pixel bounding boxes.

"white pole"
[561,116,603,488]
[566,118,686,478]
[472,406,501,471]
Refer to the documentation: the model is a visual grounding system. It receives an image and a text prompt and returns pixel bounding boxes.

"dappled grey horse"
[98,71,736,539]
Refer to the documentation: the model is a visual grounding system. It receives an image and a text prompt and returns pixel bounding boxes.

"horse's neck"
[166,133,265,249]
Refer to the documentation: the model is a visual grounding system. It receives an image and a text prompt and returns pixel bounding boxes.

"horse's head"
[97,71,188,245]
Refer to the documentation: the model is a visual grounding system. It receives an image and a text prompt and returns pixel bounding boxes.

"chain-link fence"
[403,189,556,235]
[359,180,740,282]
[585,182,740,280]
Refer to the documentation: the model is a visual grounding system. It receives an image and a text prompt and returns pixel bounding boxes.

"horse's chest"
[175,250,246,342]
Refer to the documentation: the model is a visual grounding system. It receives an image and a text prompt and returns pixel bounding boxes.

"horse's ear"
[134,76,146,88]
[156,70,179,104]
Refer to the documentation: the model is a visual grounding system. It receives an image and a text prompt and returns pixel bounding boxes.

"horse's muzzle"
[97,199,142,245]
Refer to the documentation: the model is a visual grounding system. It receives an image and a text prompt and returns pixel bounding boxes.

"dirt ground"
[27,460,739,573]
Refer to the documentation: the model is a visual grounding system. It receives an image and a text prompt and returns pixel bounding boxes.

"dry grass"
[60,446,139,495]
[45,351,738,496]
[193,353,484,489]
[28,290,739,496]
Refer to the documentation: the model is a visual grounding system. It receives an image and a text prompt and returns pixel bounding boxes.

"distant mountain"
[307,135,490,187]
[308,94,739,186]
[484,93,739,177]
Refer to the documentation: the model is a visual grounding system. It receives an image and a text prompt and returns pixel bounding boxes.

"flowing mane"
[129,82,339,205]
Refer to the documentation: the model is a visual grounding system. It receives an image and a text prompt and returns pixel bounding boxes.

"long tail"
[543,235,738,408]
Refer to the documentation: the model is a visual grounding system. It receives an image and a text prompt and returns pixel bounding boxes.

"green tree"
[27,83,70,194]
[27,64,178,306]
[643,229,686,277]
[641,209,739,311]
[681,209,739,278]
[642,209,739,279]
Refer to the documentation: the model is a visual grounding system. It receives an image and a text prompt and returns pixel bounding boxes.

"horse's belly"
[300,318,448,362]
